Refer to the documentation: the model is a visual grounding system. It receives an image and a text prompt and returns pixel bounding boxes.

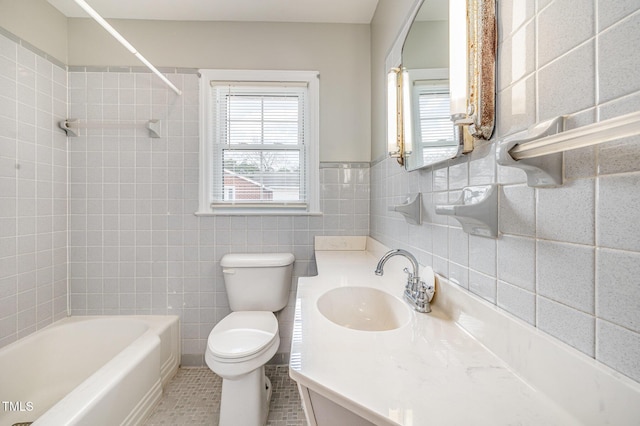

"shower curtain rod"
[73,0,182,96]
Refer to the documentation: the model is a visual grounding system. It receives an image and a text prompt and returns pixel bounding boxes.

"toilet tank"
[221,253,295,312]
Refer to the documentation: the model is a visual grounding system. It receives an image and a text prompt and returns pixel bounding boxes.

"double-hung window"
[415,80,454,144]
[198,70,319,215]
[406,69,458,165]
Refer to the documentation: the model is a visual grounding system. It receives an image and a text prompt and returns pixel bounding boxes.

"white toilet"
[205,252,295,426]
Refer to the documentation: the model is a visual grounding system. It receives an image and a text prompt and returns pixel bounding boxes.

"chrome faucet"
[375,249,434,313]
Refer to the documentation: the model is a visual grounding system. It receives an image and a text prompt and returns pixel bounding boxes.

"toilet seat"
[207,311,279,363]
[210,328,276,359]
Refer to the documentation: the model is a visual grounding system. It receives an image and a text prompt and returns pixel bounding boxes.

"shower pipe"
[73,0,182,96]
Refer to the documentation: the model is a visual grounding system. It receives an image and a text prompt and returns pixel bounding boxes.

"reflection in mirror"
[405,68,460,169]
[396,0,497,171]
[401,0,460,171]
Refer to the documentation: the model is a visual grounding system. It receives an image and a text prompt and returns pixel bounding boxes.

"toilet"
[205,252,295,426]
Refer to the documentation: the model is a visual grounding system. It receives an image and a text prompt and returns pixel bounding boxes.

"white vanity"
[289,236,640,425]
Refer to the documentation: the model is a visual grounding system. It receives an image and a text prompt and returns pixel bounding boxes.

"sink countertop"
[289,237,580,426]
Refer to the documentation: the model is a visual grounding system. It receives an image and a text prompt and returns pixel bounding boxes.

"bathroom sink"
[317,287,411,331]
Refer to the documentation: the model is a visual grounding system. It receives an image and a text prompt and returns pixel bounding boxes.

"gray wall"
[402,20,448,69]
[370,0,640,383]
[67,19,372,163]
[0,0,68,64]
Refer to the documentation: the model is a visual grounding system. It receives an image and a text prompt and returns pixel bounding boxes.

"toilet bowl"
[205,253,294,426]
[206,312,280,425]
[206,312,280,379]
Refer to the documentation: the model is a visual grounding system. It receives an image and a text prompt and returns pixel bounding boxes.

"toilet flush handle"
[222,269,235,274]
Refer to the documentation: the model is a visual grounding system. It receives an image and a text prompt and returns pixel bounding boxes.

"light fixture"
[449,0,473,152]
[387,67,415,166]
[449,0,468,120]
[401,68,413,158]
[386,68,414,166]
[73,0,182,96]
[387,67,403,165]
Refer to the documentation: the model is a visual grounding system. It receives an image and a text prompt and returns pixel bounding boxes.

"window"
[406,68,458,165]
[198,70,319,215]
[415,81,455,151]
[414,81,458,165]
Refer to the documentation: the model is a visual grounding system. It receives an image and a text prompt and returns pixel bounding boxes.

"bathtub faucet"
[374,249,434,313]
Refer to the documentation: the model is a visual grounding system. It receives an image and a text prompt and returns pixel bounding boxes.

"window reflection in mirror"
[402,0,460,171]
[405,68,460,169]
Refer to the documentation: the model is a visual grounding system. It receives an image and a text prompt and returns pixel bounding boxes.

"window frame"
[198,69,320,215]
[413,79,454,147]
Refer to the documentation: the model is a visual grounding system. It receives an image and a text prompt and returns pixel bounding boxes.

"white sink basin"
[316,286,411,331]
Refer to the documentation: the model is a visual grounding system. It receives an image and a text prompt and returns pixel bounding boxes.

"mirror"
[401,0,457,170]
[389,0,496,171]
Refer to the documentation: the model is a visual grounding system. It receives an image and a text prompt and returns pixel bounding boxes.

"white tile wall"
[0,31,67,348]
[536,240,595,313]
[0,29,370,365]
[371,0,640,383]
[597,248,640,333]
[598,11,640,103]
[65,69,369,365]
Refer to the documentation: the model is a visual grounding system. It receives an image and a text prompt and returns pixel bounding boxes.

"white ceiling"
[47,0,381,24]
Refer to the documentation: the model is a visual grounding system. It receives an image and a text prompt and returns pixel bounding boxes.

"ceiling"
[47,0,381,24]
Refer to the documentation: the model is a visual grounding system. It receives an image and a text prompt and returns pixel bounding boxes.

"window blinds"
[210,83,307,207]
[415,81,455,146]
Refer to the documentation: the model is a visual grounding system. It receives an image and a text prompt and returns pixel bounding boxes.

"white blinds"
[415,81,455,146]
[210,83,307,207]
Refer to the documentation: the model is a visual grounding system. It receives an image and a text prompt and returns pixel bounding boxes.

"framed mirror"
[402,0,457,170]
[386,0,496,171]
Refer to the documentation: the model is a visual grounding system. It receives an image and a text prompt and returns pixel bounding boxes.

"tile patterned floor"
[144,365,306,426]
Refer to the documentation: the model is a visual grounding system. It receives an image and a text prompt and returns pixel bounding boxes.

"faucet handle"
[419,281,435,302]
[403,267,419,279]
[403,267,417,289]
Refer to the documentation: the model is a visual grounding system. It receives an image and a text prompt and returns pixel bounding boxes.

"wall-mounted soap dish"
[435,184,498,237]
[389,193,421,225]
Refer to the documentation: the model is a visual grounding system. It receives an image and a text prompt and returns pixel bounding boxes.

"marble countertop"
[289,237,580,425]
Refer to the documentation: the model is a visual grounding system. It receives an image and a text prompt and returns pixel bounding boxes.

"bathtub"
[0,315,180,426]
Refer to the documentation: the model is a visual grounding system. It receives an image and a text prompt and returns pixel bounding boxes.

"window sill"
[194,210,324,217]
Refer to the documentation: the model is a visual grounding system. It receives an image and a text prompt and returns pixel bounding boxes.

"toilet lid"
[208,312,278,359]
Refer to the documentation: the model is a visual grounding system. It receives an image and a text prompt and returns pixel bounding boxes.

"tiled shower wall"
[371,0,640,383]
[66,69,369,365]
[0,28,370,363]
[0,31,68,348]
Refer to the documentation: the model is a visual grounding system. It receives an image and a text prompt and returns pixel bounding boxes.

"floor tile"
[144,365,306,425]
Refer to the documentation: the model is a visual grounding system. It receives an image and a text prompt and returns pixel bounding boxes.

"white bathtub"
[0,315,180,426]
